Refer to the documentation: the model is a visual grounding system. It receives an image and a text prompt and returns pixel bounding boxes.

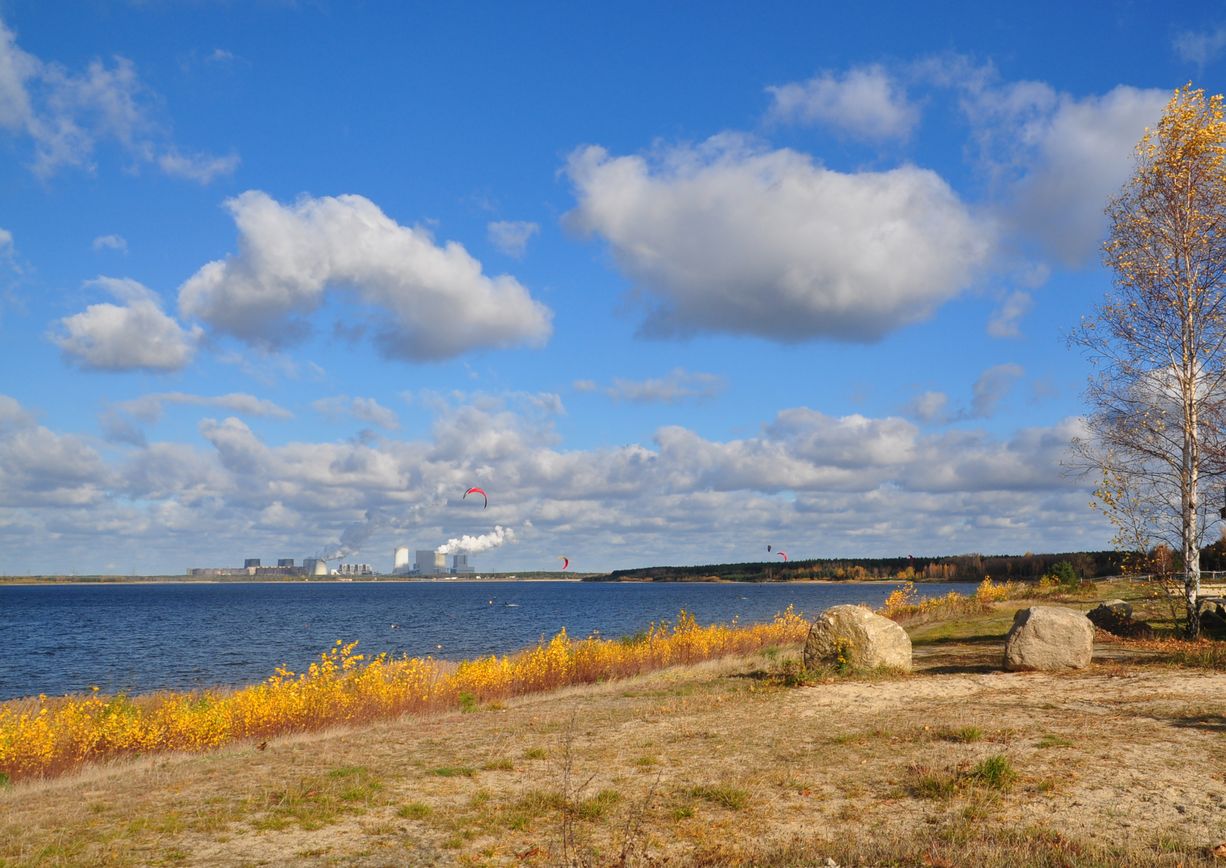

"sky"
[1,0,1223,575]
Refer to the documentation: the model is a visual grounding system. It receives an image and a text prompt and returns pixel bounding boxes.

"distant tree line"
[586,551,1131,584]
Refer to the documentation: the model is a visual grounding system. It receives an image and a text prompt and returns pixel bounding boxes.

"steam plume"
[436,525,516,556]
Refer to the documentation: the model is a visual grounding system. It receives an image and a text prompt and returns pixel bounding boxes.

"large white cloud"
[564,136,994,342]
[52,277,201,372]
[766,64,920,142]
[178,191,553,360]
[1005,86,1167,266]
[956,75,1167,266]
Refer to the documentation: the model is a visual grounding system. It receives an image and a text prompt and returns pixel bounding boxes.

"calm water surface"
[0,580,974,699]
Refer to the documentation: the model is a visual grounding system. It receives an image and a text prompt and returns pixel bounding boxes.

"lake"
[0,580,974,700]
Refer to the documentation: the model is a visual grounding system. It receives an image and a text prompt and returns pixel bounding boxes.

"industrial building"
[415,549,447,576]
[189,546,478,579]
[188,556,327,579]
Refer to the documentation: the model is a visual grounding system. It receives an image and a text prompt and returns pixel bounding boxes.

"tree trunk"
[1184,391,1202,638]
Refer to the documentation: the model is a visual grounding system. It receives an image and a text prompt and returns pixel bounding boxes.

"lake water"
[0,580,974,700]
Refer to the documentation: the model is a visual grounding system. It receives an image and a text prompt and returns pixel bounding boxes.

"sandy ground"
[1,629,1223,867]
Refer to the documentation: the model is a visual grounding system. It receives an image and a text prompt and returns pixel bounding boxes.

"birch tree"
[1074,84,1226,638]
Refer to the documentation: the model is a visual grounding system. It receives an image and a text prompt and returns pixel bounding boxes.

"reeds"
[0,607,807,782]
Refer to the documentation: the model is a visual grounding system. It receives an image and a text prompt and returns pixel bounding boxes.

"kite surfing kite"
[463,487,488,509]
[560,555,569,571]
[766,544,772,553]
[778,551,789,562]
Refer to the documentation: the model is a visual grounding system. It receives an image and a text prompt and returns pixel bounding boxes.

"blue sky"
[1,0,1221,575]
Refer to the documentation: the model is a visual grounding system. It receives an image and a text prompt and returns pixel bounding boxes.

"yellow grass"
[879,576,1032,623]
[0,608,807,782]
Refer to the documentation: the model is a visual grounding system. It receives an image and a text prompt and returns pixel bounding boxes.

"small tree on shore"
[1074,84,1226,638]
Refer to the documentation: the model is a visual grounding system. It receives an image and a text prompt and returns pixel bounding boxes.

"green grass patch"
[908,766,959,799]
[908,755,1017,799]
[522,747,547,760]
[397,802,432,820]
[501,789,565,831]
[480,758,515,771]
[1036,734,1073,749]
[968,754,1017,790]
[940,726,984,743]
[687,784,749,811]
[428,766,477,778]
[575,788,622,820]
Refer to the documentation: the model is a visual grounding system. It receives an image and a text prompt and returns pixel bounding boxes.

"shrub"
[1050,561,1080,588]
[0,608,809,782]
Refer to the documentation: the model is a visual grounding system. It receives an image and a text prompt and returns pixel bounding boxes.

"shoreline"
[0,576,963,587]
[1,580,1219,866]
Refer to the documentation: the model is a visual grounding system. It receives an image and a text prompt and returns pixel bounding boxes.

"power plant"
[187,546,478,579]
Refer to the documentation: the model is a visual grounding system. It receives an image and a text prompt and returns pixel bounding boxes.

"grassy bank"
[1,580,1223,865]
[0,610,807,782]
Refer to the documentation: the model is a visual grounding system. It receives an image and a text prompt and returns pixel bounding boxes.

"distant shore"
[0,575,939,587]
[0,575,587,585]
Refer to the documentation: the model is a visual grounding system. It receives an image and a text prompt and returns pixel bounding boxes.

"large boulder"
[1003,606,1094,671]
[804,605,912,672]
[1086,599,1152,638]
[1088,599,1133,620]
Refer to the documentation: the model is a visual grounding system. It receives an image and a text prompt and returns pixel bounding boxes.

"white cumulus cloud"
[52,277,202,372]
[961,78,1167,266]
[178,191,553,360]
[564,136,993,343]
[766,64,920,141]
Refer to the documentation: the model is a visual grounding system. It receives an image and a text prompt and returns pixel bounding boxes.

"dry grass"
[1,615,1223,866]
[1,581,1223,865]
